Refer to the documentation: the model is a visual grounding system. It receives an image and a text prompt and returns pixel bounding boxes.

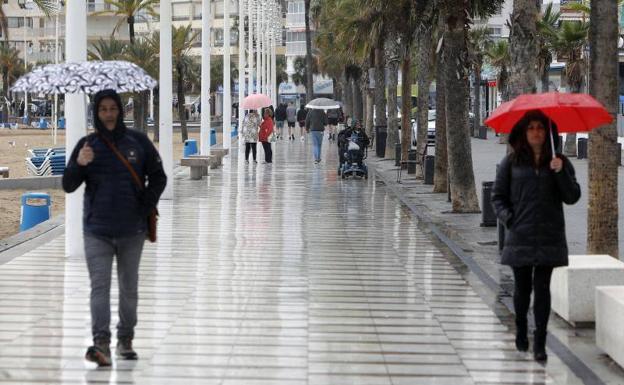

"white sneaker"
[300,136,305,142]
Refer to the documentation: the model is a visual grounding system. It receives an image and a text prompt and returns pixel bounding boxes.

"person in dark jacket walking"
[62,89,167,366]
[297,105,307,142]
[305,108,328,163]
[275,103,287,140]
[491,110,580,363]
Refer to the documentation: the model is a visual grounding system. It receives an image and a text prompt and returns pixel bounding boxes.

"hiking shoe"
[116,338,138,360]
[85,339,112,366]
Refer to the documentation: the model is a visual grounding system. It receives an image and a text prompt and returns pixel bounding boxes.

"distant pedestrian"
[242,110,261,163]
[491,110,580,363]
[259,108,274,163]
[286,102,297,141]
[305,108,327,164]
[275,103,287,140]
[297,105,307,142]
[62,89,167,367]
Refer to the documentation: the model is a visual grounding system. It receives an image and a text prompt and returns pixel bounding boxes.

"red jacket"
[259,117,274,142]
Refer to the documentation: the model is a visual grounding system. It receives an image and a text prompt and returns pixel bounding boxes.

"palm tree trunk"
[2,71,8,123]
[177,65,188,142]
[153,86,160,142]
[541,61,550,92]
[434,12,447,193]
[443,0,480,213]
[132,93,142,132]
[374,44,387,154]
[400,57,411,165]
[304,0,314,104]
[128,16,135,45]
[353,75,363,122]
[386,37,400,158]
[508,0,539,99]
[343,73,352,118]
[564,79,582,156]
[473,61,482,137]
[415,28,433,178]
[588,0,619,257]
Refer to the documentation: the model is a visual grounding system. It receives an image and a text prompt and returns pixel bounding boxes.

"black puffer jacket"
[62,89,167,237]
[491,151,581,267]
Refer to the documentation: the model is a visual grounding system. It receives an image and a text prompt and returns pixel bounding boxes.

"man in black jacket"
[63,89,167,366]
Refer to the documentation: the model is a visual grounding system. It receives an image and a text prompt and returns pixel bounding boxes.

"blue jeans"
[310,131,324,161]
[84,232,145,341]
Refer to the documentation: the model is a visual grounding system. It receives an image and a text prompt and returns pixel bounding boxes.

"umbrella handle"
[549,120,556,160]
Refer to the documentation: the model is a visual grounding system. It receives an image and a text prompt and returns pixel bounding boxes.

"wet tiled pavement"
[0,136,600,384]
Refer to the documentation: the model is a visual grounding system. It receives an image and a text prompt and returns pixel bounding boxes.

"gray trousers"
[84,232,145,341]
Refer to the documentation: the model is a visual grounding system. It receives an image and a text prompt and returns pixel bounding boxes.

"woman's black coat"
[491,154,581,267]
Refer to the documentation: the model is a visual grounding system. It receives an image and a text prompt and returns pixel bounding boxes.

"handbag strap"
[98,134,144,191]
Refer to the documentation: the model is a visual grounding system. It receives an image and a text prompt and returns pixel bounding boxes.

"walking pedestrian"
[259,108,274,163]
[297,105,308,142]
[491,110,580,363]
[305,108,328,164]
[286,102,297,141]
[275,103,287,140]
[242,109,261,163]
[62,89,167,367]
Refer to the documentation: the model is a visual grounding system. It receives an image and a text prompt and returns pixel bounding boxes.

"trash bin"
[618,143,622,166]
[38,118,48,129]
[577,138,588,159]
[481,181,497,227]
[183,139,198,157]
[20,192,51,232]
[210,129,217,146]
[478,125,487,140]
[408,149,417,174]
[424,155,435,185]
[395,143,402,167]
[58,117,65,129]
[375,125,387,158]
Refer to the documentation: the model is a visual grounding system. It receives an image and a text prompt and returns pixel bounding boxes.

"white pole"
[247,0,254,95]
[272,27,277,107]
[256,0,261,95]
[149,89,154,120]
[53,2,59,145]
[237,0,245,130]
[160,0,174,199]
[65,0,87,257]
[265,9,269,97]
[223,0,232,149]
[260,4,266,96]
[23,13,28,124]
[200,0,211,156]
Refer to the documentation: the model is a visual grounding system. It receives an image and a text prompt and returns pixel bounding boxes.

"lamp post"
[17,0,29,124]
[53,0,60,145]
[200,0,211,156]
[237,0,245,130]
[256,0,262,96]
[65,0,87,257]
[247,0,254,95]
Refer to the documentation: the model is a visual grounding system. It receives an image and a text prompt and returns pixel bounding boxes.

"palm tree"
[96,0,159,44]
[433,10,448,194]
[555,20,589,156]
[0,44,22,121]
[88,38,127,61]
[172,25,199,142]
[304,0,314,104]
[292,56,318,87]
[587,0,619,257]
[124,38,157,134]
[536,3,560,93]
[508,0,539,98]
[468,27,491,137]
[487,40,511,102]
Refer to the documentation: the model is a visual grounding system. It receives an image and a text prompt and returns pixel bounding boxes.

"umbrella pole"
[549,119,556,159]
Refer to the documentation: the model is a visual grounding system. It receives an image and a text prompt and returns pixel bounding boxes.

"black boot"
[533,330,548,362]
[515,318,529,352]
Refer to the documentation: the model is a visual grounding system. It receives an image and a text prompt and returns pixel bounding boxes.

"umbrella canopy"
[306,98,341,110]
[10,61,157,95]
[485,92,613,134]
[241,94,272,109]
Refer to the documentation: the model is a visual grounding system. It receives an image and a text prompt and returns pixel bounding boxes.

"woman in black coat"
[491,110,581,362]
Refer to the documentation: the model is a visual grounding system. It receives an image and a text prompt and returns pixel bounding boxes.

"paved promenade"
[0,136,603,384]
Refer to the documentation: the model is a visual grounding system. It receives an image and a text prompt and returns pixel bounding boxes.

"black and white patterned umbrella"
[11,61,157,94]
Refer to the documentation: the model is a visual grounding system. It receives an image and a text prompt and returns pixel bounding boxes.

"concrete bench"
[596,286,624,368]
[551,254,624,325]
[180,157,211,180]
[0,167,8,178]
[209,147,229,167]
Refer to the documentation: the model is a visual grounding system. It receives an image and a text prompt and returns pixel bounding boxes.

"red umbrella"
[485,92,613,134]
[484,92,613,158]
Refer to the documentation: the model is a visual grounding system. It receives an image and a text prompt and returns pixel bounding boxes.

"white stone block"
[596,286,624,368]
[551,254,624,324]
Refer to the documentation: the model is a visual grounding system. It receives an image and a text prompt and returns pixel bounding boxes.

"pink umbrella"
[241,94,272,109]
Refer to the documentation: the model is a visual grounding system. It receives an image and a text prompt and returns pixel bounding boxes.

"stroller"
[337,125,369,179]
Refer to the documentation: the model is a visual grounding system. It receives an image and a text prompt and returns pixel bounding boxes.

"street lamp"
[18,0,29,124]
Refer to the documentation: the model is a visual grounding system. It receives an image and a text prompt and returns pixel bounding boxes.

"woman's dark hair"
[509,110,559,168]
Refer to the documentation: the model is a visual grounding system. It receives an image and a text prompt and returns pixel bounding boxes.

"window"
[487,26,502,36]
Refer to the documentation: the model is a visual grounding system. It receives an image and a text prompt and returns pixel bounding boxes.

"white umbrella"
[306,97,341,110]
